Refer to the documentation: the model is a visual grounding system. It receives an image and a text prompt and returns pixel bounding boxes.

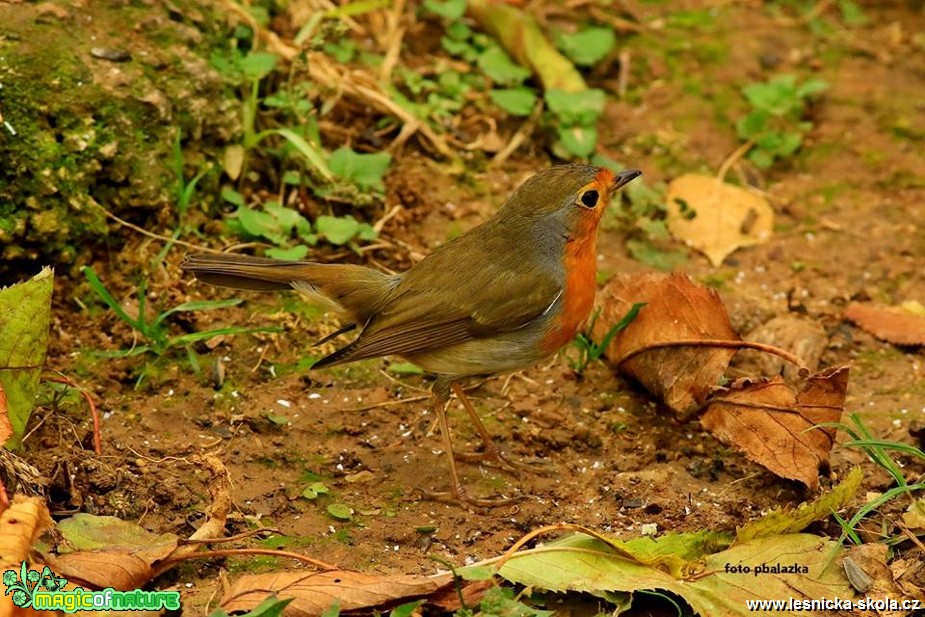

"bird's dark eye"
[580,190,599,208]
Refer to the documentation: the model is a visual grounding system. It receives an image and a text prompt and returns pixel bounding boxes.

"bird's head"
[498,164,642,242]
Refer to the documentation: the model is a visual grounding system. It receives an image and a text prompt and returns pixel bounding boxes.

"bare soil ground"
[8,0,925,613]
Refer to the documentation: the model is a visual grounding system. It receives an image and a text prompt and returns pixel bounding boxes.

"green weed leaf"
[387,362,424,375]
[747,148,775,169]
[329,147,392,190]
[423,0,466,20]
[327,503,353,521]
[316,215,370,245]
[265,202,313,238]
[240,52,278,81]
[557,124,598,158]
[478,46,531,86]
[320,600,341,617]
[221,187,246,207]
[266,245,310,260]
[272,128,333,181]
[301,482,330,500]
[445,20,471,41]
[796,78,829,98]
[324,39,357,63]
[735,110,769,140]
[545,89,606,126]
[234,207,289,245]
[389,600,425,617]
[211,596,293,617]
[489,88,537,116]
[555,26,616,66]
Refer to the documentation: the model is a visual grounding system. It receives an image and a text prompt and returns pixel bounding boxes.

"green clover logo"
[2,570,17,587]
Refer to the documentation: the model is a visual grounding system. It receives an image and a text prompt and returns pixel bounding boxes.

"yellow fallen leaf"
[665,174,773,266]
[900,300,925,317]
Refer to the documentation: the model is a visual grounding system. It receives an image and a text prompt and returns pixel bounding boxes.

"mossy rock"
[0,1,239,267]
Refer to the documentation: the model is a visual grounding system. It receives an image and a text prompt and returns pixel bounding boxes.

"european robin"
[181,164,642,506]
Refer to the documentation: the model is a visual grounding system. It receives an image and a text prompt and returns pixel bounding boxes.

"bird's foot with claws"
[418,486,526,510]
[454,446,553,475]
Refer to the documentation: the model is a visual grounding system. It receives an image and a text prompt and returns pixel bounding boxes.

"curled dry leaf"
[0,496,54,617]
[0,496,54,573]
[46,514,179,590]
[47,551,163,592]
[596,271,846,487]
[700,365,848,489]
[221,570,454,616]
[844,301,925,346]
[595,272,740,419]
[665,174,773,267]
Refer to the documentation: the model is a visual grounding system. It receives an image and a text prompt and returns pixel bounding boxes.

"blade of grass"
[81,266,143,330]
[262,128,333,181]
[597,302,646,352]
[168,326,282,348]
[152,298,245,329]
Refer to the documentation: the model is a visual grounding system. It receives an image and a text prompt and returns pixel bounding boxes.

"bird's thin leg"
[451,382,551,475]
[420,379,520,508]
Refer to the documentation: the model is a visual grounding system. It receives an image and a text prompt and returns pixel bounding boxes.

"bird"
[180,164,642,506]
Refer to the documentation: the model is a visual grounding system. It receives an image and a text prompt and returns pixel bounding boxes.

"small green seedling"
[301,481,331,500]
[81,266,278,386]
[207,595,293,617]
[222,189,377,258]
[568,303,645,375]
[736,73,828,168]
[554,26,616,67]
[818,412,925,545]
[429,5,612,159]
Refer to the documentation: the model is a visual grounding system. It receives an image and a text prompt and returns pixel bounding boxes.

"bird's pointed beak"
[612,169,643,191]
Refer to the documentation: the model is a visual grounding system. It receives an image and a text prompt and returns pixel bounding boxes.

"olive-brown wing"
[312,234,562,368]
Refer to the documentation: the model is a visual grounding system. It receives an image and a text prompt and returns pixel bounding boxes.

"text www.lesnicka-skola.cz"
[745,598,921,611]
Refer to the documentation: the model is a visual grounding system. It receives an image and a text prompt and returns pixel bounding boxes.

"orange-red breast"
[181,164,641,506]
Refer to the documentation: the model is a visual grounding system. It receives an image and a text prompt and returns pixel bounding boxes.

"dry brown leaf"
[0,496,54,572]
[0,496,54,617]
[700,365,848,489]
[844,302,925,346]
[221,570,454,616]
[0,383,11,447]
[902,497,925,531]
[843,544,912,617]
[46,551,158,591]
[44,513,179,589]
[430,579,494,612]
[595,272,740,419]
[665,174,774,266]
